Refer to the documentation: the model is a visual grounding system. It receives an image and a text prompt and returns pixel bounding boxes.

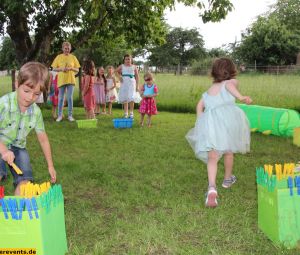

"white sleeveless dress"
[186,82,250,163]
[118,64,136,103]
[106,78,118,102]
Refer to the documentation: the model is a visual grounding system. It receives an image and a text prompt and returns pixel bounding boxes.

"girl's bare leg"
[108,102,112,114]
[101,104,106,114]
[207,150,219,188]
[140,114,145,126]
[147,115,152,127]
[124,102,128,117]
[224,152,234,180]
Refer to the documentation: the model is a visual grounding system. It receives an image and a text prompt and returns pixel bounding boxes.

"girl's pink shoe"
[205,187,218,208]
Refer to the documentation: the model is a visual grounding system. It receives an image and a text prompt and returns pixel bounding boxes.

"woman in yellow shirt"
[51,41,80,122]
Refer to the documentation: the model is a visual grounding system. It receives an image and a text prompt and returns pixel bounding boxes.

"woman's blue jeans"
[58,84,74,117]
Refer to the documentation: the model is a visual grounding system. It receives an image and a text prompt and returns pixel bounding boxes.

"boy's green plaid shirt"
[0,92,45,149]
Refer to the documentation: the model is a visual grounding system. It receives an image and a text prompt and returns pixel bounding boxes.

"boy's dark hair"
[83,60,95,76]
[18,62,49,92]
[211,57,237,82]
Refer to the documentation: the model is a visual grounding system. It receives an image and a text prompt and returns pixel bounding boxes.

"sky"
[164,0,277,49]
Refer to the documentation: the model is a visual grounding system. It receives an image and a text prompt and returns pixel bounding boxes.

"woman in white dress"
[116,54,139,118]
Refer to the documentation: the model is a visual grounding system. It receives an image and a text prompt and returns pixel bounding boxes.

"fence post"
[11,69,16,91]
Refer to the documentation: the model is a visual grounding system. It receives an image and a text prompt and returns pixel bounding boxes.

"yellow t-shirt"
[51,54,80,87]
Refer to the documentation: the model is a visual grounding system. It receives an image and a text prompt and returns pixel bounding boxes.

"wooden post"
[11,69,16,91]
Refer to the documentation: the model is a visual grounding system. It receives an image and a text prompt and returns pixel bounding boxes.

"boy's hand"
[2,150,15,165]
[48,166,57,183]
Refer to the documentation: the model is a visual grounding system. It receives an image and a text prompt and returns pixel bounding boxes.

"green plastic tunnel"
[238,104,300,137]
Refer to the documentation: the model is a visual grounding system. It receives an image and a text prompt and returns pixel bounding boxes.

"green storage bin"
[76,119,98,128]
[0,185,68,255]
[258,184,300,248]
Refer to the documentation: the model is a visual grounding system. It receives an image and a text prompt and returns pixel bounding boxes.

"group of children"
[1,56,252,209]
[78,54,159,127]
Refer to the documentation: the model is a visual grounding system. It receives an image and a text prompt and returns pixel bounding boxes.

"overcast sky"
[164,0,277,49]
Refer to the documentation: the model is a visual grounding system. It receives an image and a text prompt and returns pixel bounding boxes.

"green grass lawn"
[3,107,300,255]
[1,73,300,254]
[1,73,300,111]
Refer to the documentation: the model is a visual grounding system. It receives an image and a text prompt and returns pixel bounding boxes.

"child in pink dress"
[82,60,96,119]
[94,67,107,115]
[49,70,59,119]
[139,72,158,127]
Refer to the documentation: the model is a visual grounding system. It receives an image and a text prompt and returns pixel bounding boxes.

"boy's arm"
[225,79,252,104]
[0,142,14,165]
[36,132,56,183]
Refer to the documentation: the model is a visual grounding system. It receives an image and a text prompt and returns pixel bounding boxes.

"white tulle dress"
[186,82,250,163]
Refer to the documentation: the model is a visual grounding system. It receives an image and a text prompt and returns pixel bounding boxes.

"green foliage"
[149,27,206,73]
[234,17,300,66]
[3,106,299,254]
[233,0,300,66]
[270,0,300,33]
[74,35,131,67]
[0,37,17,70]
[190,47,230,75]
[0,0,233,64]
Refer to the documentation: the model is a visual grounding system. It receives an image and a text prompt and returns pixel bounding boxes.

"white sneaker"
[68,116,75,122]
[56,116,63,122]
[205,187,218,208]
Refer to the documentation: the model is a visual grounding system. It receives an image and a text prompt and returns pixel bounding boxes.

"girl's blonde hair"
[144,72,154,80]
[62,41,71,49]
[18,62,49,92]
[211,57,237,83]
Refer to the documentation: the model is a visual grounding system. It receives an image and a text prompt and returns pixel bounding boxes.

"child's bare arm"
[226,79,252,104]
[134,67,139,91]
[82,76,90,96]
[116,65,122,82]
[112,77,116,90]
[0,142,14,165]
[196,99,205,117]
[36,132,56,183]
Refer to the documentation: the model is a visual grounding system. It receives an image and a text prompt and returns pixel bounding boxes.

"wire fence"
[144,64,300,75]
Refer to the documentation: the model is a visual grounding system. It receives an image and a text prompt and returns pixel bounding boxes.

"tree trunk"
[7,12,32,64]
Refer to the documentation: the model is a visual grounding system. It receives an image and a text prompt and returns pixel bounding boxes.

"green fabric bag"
[0,185,68,255]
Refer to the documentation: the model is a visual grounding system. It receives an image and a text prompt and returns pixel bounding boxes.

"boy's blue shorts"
[0,146,33,186]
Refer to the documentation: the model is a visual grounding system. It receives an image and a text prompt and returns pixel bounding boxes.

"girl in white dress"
[105,66,118,115]
[186,58,252,208]
[116,54,139,118]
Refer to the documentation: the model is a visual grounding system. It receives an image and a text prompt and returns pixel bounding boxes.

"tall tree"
[0,0,233,65]
[149,27,206,74]
[270,0,300,33]
[234,16,300,66]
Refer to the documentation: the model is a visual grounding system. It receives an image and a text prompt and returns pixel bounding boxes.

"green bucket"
[258,184,300,248]
[0,185,68,255]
